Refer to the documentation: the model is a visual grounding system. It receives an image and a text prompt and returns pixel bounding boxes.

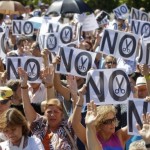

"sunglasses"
[102,117,117,125]
[0,99,10,105]
[106,61,116,65]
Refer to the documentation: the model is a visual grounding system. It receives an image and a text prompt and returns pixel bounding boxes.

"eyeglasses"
[106,61,116,65]
[102,117,117,125]
[0,99,10,105]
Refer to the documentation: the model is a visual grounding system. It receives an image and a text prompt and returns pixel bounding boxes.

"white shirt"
[28,83,46,103]
[0,136,44,150]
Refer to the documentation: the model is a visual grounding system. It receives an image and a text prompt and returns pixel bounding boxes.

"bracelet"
[45,85,53,88]
[146,143,150,148]
[21,85,28,89]
[76,104,83,107]
[144,74,150,80]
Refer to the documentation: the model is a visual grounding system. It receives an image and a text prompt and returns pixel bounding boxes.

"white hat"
[136,77,146,86]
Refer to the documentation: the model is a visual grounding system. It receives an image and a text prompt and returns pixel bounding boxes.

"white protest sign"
[39,32,59,53]
[131,19,150,39]
[128,99,150,135]
[113,4,129,19]
[55,46,96,78]
[99,29,139,60]
[137,39,150,65]
[39,23,78,52]
[0,32,6,60]
[6,56,42,83]
[131,7,149,21]
[82,13,99,31]
[85,69,131,105]
[12,20,34,36]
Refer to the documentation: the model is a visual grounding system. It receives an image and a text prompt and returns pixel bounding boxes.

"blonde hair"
[0,108,29,136]
[129,140,146,150]
[95,105,118,131]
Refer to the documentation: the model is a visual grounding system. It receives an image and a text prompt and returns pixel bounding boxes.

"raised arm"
[66,75,78,109]
[85,101,103,150]
[18,67,37,124]
[71,85,86,146]
[137,113,150,150]
[53,56,71,101]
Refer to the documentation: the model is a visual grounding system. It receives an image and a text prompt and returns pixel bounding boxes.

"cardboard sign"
[6,56,42,83]
[82,13,99,31]
[99,29,139,60]
[128,99,150,135]
[85,69,131,104]
[138,39,150,65]
[113,4,129,19]
[12,20,34,36]
[131,19,150,39]
[56,46,96,78]
[131,7,149,21]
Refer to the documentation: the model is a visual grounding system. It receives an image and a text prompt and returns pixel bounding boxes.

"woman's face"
[105,57,117,69]
[3,125,22,146]
[100,112,116,135]
[45,105,63,130]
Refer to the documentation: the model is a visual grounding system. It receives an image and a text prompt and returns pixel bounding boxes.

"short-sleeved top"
[97,133,123,150]
[30,114,75,150]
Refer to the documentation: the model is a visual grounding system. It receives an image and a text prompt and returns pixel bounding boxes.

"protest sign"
[113,4,129,19]
[137,39,150,65]
[131,19,150,39]
[130,7,149,21]
[128,99,150,135]
[39,21,77,52]
[0,32,6,60]
[56,46,96,78]
[7,56,42,83]
[99,29,139,60]
[85,69,131,104]
[82,13,99,31]
[12,20,34,36]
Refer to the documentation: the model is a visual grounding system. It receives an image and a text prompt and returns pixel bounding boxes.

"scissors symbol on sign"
[123,39,132,53]
[28,63,36,76]
[78,57,87,71]
[115,77,125,94]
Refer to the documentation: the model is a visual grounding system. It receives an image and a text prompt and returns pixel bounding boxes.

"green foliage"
[18,0,150,13]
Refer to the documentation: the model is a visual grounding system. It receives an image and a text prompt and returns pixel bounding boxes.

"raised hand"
[85,101,98,127]
[66,75,78,95]
[18,67,28,86]
[136,113,150,144]
[139,64,149,76]
[41,65,54,87]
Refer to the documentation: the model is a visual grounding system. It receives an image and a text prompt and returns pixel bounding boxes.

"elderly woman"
[0,108,44,149]
[18,67,76,150]
[71,86,130,150]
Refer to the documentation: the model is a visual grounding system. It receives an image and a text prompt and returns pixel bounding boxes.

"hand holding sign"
[136,113,150,144]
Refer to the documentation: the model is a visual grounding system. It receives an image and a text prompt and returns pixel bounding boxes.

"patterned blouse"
[30,114,75,150]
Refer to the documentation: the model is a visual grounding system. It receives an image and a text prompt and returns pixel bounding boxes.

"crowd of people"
[0,1,150,150]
